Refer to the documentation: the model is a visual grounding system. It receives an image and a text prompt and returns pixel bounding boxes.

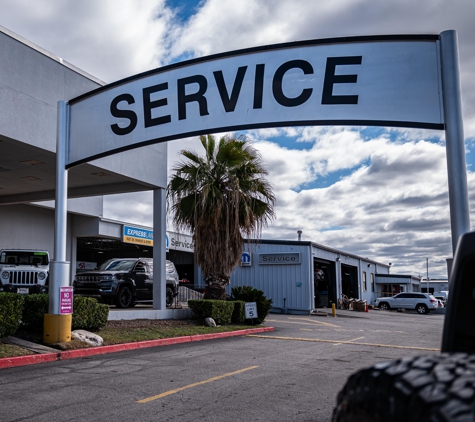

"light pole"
[426,258,430,294]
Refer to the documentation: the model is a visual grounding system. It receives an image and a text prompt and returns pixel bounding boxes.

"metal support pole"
[49,101,71,314]
[44,101,71,343]
[440,30,471,254]
[153,188,167,310]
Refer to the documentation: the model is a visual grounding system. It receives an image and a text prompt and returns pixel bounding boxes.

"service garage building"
[231,240,390,314]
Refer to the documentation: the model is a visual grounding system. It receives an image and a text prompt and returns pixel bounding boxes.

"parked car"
[0,249,49,294]
[73,258,179,308]
[374,292,437,314]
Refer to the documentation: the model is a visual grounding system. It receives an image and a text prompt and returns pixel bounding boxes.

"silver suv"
[375,292,437,314]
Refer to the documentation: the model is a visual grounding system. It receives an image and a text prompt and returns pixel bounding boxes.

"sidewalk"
[0,326,274,370]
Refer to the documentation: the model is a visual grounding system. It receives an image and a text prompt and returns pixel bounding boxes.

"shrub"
[0,293,24,337]
[230,300,246,323]
[230,286,273,325]
[72,297,109,331]
[188,299,234,325]
[22,294,49,330]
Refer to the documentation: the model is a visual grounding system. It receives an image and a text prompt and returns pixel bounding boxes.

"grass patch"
[100,323,250,345]
[0,343,33,358]
[1,319,257,356]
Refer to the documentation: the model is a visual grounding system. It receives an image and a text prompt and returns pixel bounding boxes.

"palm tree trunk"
[203,274,229,300]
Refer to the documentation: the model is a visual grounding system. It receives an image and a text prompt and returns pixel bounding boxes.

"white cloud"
[0,0,174,82]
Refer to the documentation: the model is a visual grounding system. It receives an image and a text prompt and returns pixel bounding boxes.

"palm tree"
[167,134,275,299]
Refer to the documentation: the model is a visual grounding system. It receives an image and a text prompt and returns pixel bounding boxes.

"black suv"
[73,258,179,308]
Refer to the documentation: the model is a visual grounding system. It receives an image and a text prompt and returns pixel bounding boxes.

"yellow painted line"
[289,317,341,328]
[137,366,259,403]
[266,318,340,329]
[247,335,439,352]
[333,336,365,346]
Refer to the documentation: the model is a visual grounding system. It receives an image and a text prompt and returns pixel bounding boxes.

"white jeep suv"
[375,292,438,314]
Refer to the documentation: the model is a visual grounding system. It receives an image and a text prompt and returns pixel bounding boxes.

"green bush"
[230,286,273,325]
[188,299,235,325]
[230,300,246,323]
[22,294,49,330]
[72,297,109,331]
[0,293,24,337]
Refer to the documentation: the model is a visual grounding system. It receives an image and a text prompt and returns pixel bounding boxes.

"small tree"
[167,134,275,299]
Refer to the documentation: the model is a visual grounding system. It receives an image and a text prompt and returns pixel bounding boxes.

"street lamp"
[426,258,430,294]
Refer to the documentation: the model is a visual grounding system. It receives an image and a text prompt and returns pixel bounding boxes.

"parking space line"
[333,336,365,346]
[290,317,341,328]
[247,335,439,351]
[266,318,340,328]
[136,366,259,403]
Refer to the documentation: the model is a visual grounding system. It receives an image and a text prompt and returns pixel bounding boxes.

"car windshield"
[0,251,49,265]
[97,259,135,271]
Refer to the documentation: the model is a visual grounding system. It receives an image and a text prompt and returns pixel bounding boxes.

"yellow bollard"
[43,314,72,344]
[332,303,337,317]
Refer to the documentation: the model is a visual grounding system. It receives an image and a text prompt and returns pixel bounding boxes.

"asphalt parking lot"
[0,308,445,422]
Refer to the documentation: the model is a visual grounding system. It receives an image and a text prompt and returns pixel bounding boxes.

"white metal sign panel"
[245,302,258,319]
[67,35,443,167]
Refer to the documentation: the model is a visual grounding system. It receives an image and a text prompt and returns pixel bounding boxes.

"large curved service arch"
[67,33,447,168]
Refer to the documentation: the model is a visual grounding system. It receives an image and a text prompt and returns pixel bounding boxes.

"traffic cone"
[365,304,369,312]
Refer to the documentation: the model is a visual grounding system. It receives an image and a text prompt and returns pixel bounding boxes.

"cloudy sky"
[2,0,475,278]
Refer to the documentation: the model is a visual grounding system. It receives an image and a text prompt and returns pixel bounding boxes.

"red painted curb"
[0,326,274,369]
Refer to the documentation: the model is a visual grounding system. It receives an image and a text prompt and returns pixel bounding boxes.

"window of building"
[362,271,367,291]
[371,273,374,292]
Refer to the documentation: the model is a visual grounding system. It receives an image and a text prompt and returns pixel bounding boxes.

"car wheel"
[416,303,428,314]
[379,302,390,311]
[332,353,475,422]
[116,285,134,308]
[166,287,174,308]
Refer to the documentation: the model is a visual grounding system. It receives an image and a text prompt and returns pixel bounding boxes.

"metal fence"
[169,285,204,308]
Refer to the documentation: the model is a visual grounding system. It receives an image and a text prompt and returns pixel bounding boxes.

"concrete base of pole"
[43,314,72,344]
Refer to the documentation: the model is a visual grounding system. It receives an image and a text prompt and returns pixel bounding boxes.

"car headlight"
[37,272,46,281]
[1,271,9,280]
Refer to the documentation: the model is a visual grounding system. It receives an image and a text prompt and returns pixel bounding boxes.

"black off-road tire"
[166,287,174,308]
[115,285,134,308]
[332,353,475,422]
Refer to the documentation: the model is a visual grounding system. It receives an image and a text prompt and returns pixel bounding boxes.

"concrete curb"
[0,326,274,370]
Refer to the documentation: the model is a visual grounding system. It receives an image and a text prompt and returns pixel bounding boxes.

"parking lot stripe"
[266,318,340,328]
[136,366,259,403]
[247,335,440,351]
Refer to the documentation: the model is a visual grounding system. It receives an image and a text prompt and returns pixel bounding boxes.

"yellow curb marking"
[137,366,259,403]
[247,335,439,352]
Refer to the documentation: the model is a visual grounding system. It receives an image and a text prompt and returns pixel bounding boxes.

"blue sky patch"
[166,0,202,23]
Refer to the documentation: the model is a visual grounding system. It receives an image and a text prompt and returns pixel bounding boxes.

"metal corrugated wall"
[230,243,313,312]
